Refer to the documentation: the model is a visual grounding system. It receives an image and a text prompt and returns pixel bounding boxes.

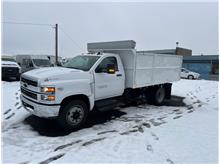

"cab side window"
[95,57,118,73]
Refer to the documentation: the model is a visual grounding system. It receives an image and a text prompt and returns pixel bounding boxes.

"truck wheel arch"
[60,94,90,110]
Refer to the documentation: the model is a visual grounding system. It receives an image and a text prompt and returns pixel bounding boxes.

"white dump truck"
[20,40,182,129]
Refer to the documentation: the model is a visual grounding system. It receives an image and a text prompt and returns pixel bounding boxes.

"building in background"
[183,55,219,80]
[147,47,218,80]
[145,47,192,56]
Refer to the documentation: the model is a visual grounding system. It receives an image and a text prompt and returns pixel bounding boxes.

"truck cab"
[21,53,125,128]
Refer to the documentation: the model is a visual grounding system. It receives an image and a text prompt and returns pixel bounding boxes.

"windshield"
[33,59,51,67]
[63,56,100,71]
[182,68,190,72]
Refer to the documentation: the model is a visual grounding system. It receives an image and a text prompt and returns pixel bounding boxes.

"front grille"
[21,77,38,87]
[22,101,34,110]
[21,87,37,100]
[2,67,19,76]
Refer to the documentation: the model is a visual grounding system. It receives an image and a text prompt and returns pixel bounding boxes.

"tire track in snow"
[54,140,82,152]
[5,113,15,120]
[82,137,106,146]
[39,153,65,164]
[166,158,175,164]
[97,130,118,135]
[147,131,176,164]
[4,109,12,115]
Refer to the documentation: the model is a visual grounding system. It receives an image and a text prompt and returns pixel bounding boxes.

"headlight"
[41,87,56,93]
[41,95,55,101]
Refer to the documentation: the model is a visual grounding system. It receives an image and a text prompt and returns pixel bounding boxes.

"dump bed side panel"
[152,54,182,84]
[117,50,136,88]
[134,52,182,88]
[134,52,154,87]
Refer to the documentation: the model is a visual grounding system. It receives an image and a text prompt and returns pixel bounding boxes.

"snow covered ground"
[2,79,218,163]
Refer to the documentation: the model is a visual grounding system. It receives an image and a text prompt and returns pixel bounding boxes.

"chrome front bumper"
[21,95,60,118]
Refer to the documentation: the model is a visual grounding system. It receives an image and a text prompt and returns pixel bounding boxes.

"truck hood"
[2,61,20,68]
[22,67,92,84]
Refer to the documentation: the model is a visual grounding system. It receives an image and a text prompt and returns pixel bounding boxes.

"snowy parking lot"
[2,79,218,163]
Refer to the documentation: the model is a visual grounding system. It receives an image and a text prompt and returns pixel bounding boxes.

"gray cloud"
[2,2,218,57]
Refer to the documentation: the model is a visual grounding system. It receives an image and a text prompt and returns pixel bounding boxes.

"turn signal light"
[47,95,55,101]
[41,87,56,93]
[41,95,56,101]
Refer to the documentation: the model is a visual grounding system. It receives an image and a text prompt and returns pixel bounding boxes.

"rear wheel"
[58,100,89,130]
[155,87,165,105]
[147,86,166,106]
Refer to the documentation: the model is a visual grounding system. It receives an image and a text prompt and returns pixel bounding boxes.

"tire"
[188,75,194,80]
[58,100,89,130]
[147,86,166,106]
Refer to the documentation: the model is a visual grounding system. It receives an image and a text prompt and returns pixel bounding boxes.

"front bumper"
[21,95,60,118]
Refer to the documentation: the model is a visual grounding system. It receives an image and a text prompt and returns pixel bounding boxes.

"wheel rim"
[156,88,165,103]
[189,76,193,79]
[66,105,84,125]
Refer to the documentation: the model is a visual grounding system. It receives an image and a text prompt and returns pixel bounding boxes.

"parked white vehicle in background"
[181,68,200,79]
[20,40,182,129]
[16,55,52,73]
[2,56,21,81]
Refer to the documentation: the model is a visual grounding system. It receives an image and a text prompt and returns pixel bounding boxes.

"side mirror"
[107,64,116,74]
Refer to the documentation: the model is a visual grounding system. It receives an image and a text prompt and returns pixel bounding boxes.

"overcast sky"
[2,2,218,57]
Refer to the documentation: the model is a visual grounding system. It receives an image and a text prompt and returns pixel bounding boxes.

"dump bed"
[118,50,182,88]
[88,40,183,89]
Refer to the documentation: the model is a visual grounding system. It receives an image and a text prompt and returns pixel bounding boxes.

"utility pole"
[55,24,58,65]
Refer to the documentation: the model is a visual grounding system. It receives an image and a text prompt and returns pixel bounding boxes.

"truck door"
[94,56,124,100]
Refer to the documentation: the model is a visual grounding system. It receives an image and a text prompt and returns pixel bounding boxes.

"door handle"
[116,74,122,77]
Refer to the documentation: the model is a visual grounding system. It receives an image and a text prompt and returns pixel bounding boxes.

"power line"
[3,21,57,62]
[3,21,84,55]
[59,26,83,51]
[2,21,53,27]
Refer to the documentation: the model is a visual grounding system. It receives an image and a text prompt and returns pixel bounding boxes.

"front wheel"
[58,100,89,130]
